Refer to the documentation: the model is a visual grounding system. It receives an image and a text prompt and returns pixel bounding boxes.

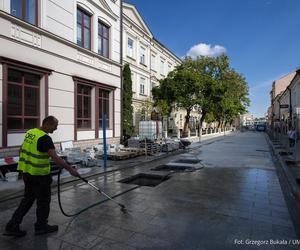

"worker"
[3,116,80,237]
[287,127,296,147]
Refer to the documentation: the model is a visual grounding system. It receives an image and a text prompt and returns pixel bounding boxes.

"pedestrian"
[3,116,80,237]
[287,127,296,147]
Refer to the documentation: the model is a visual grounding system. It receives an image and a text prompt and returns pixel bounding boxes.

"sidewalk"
[266,134,300,238]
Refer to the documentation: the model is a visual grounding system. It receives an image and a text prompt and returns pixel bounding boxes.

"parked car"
[256,124,266,132]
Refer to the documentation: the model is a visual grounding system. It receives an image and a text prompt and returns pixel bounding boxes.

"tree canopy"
[152,54,250,134]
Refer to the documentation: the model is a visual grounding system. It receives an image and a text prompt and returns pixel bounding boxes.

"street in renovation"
[0,131,299,249]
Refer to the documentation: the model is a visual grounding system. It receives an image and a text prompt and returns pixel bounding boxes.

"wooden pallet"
[106,151,137,160]
[120,148,145,155]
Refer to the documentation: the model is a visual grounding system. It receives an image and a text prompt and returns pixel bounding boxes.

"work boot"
[35,224,58,235]
[3,223,27,237]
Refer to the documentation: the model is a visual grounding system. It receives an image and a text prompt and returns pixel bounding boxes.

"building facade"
[269,71,296,127]
[277,69,300,130]
[0,0,122,155]
[122,3,187,134]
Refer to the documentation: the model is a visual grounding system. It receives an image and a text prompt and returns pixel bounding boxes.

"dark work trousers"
[8,173,52,228]
[289,138,295,147]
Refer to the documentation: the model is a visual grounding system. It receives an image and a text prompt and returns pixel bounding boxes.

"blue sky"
[126,0,300,118]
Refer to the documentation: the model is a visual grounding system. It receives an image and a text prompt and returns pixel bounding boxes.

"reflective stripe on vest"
[17,128,51,175]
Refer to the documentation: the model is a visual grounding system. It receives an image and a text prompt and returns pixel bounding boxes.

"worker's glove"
[69,167,80,177]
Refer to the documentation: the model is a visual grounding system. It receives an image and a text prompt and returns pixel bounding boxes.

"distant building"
[269,70,297,127]
[122,2,201,135]
[278,69,300,130]
[240,113,255,127]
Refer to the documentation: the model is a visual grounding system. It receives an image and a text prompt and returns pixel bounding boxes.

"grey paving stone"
[0,132,298,249]
[90,238,135,250]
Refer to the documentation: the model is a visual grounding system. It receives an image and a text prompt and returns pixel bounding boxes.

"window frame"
[160,59,165,76]
[73,77,116,140]
[77,7,92,50]
[139,46,146,65]
[127,37,134,58]
[98,89,110,129]
[11,0,38,26]
[151,54,156,71]
[139,77,145,95]
[1,57,51,147]
[98,21,110,58]
[76,83,92,129]
[7,68,41,131]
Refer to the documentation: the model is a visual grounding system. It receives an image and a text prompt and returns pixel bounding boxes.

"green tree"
[122,64,133,142]
[153,64,203,136]
[185,55,249,128]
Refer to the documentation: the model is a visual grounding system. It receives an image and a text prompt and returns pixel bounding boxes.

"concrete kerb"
[266,133,300,238]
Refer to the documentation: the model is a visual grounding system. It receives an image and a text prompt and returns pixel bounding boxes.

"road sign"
[280,104,289,108]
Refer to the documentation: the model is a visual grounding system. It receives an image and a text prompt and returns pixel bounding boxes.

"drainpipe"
[120,0,124,143]
[288,86,292,125]
[277,99,281,137]
[277,99,281,121]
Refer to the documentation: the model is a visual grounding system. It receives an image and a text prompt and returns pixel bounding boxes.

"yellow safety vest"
[17,128,51,175]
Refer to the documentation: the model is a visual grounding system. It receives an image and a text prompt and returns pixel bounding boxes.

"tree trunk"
[183,108,191,137]
[217,119,221,128]
[200,110,206,130]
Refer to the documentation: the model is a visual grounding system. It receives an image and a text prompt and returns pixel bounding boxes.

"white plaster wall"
[49,106,74,125]
[49,88,74,108]
[48,72,74,92]
[0,0,10,12]
[8,133,26,147]
[112,28,121,62]
[114,110,121,130]
[0,0,4,11]
[98,130,113,138]
[0,37,120,87]
[114,124,120,137]
[51,125,74,142]
[107,0,120,14]
[77,131,95,140]
[114,88,121,112]
[46,0,74,40]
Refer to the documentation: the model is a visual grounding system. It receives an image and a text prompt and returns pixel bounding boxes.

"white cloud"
[186,43,226,58]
